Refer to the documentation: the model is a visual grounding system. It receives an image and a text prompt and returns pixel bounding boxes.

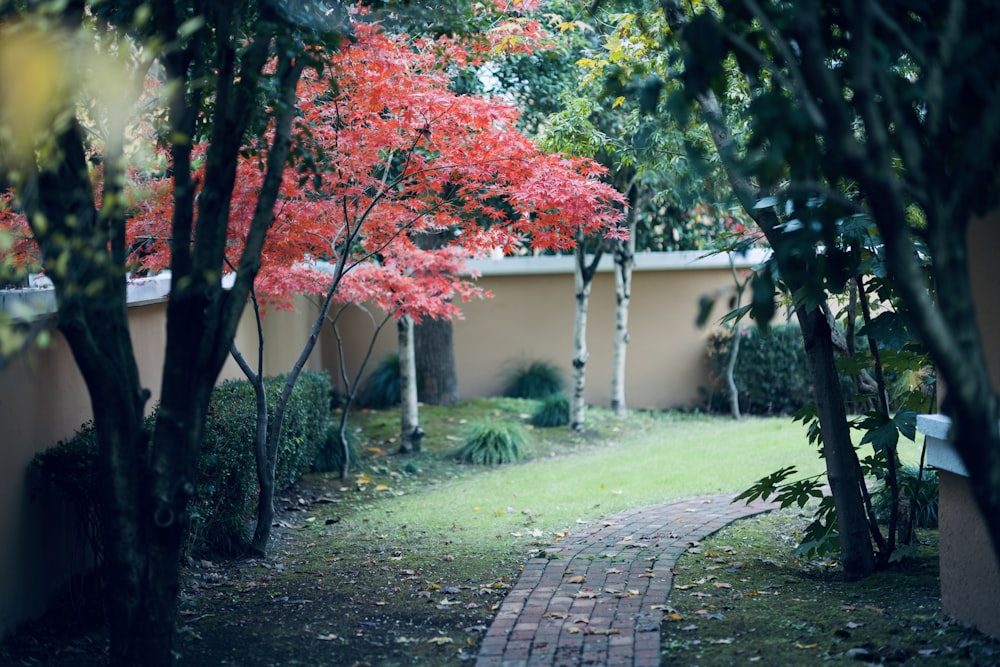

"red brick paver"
[475,495,777,667]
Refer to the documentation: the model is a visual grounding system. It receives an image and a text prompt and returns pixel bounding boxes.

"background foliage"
[32,371,332,557]
[704,324,813,415]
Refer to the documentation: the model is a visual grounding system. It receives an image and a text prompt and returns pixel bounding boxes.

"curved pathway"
[475,495,777,667]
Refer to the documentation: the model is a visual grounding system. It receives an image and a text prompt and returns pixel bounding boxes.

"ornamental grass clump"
[357,353,401,409]
[502,359,565,399]
[456,419,527,465]
[530,392,570,427]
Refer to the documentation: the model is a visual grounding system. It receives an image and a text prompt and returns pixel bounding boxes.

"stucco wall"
[325,251,768,410]
[938,470,1000,638]
[0,287,323,639]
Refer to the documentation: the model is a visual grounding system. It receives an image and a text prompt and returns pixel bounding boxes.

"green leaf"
[860,418,899,452]
[893,409,917,441]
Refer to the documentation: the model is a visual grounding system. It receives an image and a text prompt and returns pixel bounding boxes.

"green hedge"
[33,371,331,557]
[704,325,814,415]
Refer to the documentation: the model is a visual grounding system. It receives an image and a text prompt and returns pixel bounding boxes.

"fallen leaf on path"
[566,575,586,583]
[427,636,454,645]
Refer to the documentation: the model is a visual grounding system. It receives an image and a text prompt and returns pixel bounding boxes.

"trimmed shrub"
[704,325,813,415]
[456,419,527,465]
[502,359,565,399]
[31,421,108,572]
[32,371,331,558]
[196,370,331,552]
[530,392,570,427]
[357,353,401,409]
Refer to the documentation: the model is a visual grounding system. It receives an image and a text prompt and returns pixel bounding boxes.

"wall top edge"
[1,248,770,319]
[916,413,969,477]
[0,272,172,320]
[466,249,771,276]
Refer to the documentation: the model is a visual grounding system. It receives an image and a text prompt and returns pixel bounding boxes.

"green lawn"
[341,403,826,554]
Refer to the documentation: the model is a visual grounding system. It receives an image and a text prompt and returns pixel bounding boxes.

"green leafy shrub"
[357,353,400,409]
[502,359,565,399]
[456,419,527,465]
[196,371,331,553]
[529,392,570,427]
[704,325,814,415]
[871,464,939,529]
[33,371,331,558]
[31,421,106,571]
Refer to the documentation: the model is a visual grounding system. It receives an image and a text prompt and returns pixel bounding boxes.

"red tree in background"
[51,21,624,555]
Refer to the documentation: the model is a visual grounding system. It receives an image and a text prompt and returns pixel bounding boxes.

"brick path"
[475,495,777,667]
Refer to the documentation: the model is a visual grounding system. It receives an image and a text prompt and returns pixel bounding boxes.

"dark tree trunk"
[692,87,878,578]
[795,306,876,579]
[412,227,459,407]
[415,317,459,406]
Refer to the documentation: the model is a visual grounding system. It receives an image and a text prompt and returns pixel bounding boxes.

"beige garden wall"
[0,278,324,639]
[0,251,756,639]
[325,250,769,410]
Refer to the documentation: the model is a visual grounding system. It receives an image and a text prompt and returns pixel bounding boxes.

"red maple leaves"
[4,18,625,323]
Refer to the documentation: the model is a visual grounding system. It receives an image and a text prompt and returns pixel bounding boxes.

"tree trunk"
[610,192,637,418]
[246,283,338,557]
[795,306,876,579]
[412,228,459,407]
[693,87,877,577]
[570,240,601,432]
[398,315,423,453]
[725,256,745,420]
[725,327,742,420]
[415,316,459,405]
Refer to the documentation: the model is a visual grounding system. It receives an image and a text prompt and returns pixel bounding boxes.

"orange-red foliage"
[3,20,625,322]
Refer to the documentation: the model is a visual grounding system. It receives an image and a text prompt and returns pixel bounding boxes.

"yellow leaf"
[796,642,818,649]
[495,509,506,515]
[357,475,372,484]
[576,57,598,68]
[566,575,586,584]
[427,636,454,645]
[375,484,389,491]
[613,96,626,109]
[566,626,581,634]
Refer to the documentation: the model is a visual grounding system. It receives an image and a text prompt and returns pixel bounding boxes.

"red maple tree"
[2,16,625,555]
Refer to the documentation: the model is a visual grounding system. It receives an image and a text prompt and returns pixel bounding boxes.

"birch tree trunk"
[570,237,602,432]
[398,315,423,453]
[726,256,744,420]
[610,189,637,418]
